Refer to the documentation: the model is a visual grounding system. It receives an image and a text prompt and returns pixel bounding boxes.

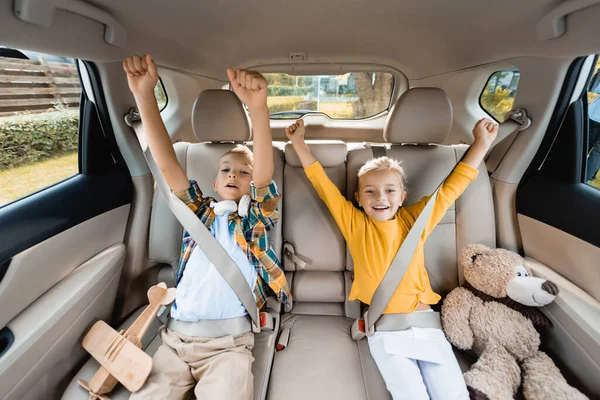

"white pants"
[368,326,469,400]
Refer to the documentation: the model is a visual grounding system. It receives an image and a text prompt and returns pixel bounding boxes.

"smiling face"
[213,152,253,202]
[355,157,407,221]
[356,168,407,221]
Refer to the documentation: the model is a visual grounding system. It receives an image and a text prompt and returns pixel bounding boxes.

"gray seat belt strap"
[375,312,442,332]
[168,316,252,338]
[125,110,261,333]
[486,109,531,174]
[364,181,443,334]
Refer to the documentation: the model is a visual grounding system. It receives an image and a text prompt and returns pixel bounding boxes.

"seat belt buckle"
[276,327,291,351]
[259,311,274,331]
[351,318,376,340]
[251,310,273,334]
[351,319,366,341]
[351,311,375,341]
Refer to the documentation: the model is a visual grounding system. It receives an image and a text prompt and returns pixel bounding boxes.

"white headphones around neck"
[210,195,251,217]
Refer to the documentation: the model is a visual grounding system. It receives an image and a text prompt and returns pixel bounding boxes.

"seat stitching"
[355,340,371,400]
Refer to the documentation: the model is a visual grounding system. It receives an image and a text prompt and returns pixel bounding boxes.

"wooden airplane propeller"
[78,283,176,399]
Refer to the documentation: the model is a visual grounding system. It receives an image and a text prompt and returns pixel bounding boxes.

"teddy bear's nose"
[542,281,559,296]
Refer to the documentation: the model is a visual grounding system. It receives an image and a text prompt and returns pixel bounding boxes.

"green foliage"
[480,87,515,123]
[0,109,79,169]
[267,85,313,97]
[265,73,295,86]
[267,99,317,114]
[154,81,167,111]
[268,103,292,114]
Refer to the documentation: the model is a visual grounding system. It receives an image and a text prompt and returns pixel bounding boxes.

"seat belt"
[352,111,531,340]
[124,109,263,334]
[351,176,446,340]
[485,109,532,174]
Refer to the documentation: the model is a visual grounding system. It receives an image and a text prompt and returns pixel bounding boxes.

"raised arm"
[285,120,317,169]
[461,118,498,169]
[227,69,273,188]
[402,118,498,237]
[286,120,358,238]
[123,55,189,192]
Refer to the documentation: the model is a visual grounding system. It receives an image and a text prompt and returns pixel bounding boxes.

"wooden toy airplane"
[78,282,176,399]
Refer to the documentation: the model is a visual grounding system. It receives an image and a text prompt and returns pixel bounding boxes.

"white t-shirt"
[170,211,257,321]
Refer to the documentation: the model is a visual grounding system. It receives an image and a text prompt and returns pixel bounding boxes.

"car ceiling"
[1,0,600,80]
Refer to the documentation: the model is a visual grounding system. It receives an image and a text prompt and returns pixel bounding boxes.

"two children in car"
[124,54,497,400]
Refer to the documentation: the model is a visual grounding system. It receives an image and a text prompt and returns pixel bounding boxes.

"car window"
[263,72,394,119]
[585,57,600,189]
[480,68,521,123]
[155,78,168,111]
[0,49,81,207]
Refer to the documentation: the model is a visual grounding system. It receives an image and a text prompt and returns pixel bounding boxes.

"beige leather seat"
[267,88,495,399]
[62,90,284,400]
[268,141,390,400]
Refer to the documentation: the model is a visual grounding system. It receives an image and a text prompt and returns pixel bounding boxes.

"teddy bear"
[441,244,588,400]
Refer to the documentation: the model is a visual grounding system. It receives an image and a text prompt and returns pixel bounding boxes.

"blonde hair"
[221,144,254,163]
[357,156,406,188]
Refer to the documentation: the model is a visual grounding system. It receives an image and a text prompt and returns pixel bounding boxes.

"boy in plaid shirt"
[124,55,291,400]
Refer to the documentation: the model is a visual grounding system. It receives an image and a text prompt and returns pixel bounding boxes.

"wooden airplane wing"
[82,321,152,392]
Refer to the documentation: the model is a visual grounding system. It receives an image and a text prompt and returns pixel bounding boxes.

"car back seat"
[267,88,496,400]
[267,141,391,400]
[64,87,499,400]
[62,90,284,400]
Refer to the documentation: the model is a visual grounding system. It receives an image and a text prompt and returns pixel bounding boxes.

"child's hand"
[472,118,498,148]
[123,55,159,100]
[285,120,305,144]
[226,68,268,112]
[462,118,500,168]
[285,120,315,167]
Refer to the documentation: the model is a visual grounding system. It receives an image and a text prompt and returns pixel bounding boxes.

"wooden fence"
[0,56,81,117]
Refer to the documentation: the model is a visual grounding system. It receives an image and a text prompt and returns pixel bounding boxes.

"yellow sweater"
[305,161,478,314]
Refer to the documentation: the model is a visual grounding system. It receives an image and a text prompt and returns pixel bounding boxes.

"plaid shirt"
[173,180,292,311]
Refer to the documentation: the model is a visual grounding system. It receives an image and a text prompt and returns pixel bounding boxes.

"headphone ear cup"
[211,200,238,216]
[238,195,251,217]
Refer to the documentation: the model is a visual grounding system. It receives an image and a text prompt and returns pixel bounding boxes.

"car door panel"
[518,214,600,302]
[0,170,133,265]
[526,257,600,395]
[0,60,133,399]
[0,205,130,330]
[0,243,125,400]
[516,58,600,396]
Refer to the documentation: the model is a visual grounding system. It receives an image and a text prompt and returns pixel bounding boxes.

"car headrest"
[285,141,347,168]
[384,87,452,144]
[192,90,251,142]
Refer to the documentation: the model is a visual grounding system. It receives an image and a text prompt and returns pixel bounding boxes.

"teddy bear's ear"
[460,244,491,268]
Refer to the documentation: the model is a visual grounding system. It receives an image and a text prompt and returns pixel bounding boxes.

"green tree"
[480,87,515,122]
[352,73,394,118]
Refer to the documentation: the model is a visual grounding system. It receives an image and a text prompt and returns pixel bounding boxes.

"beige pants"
[129,326,255,400]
